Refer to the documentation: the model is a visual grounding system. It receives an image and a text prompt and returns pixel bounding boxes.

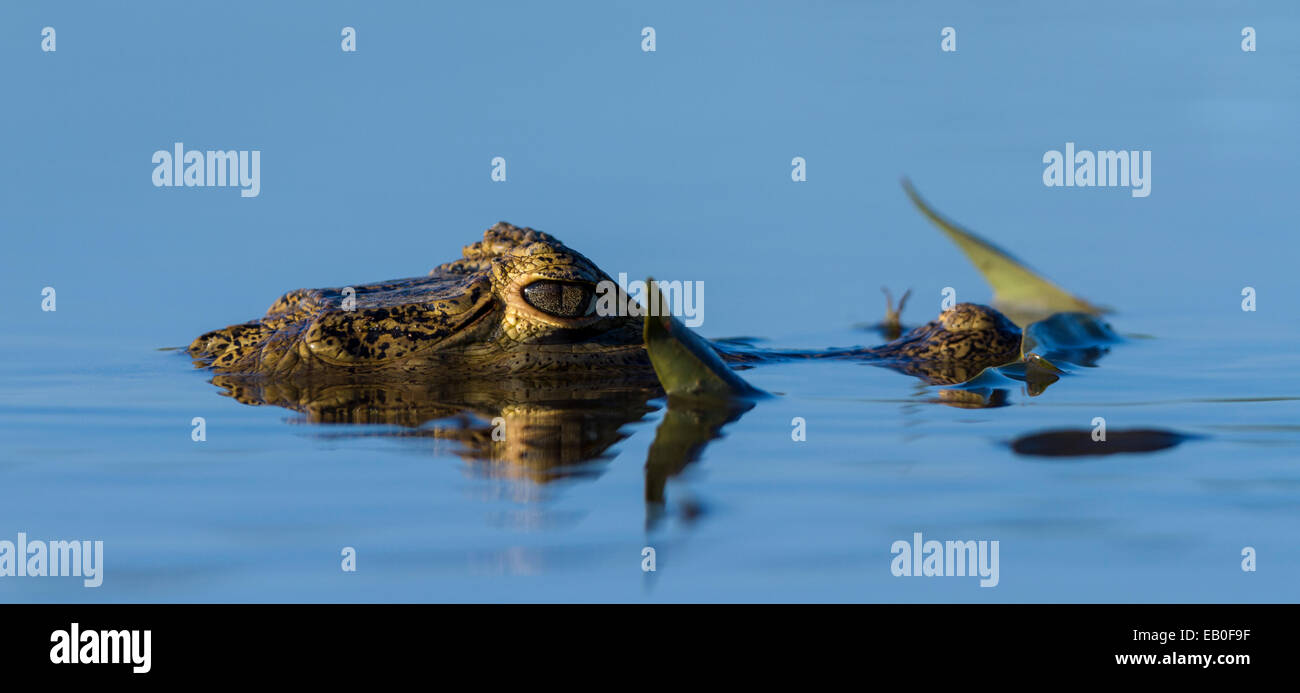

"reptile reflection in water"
[209,373,745,519]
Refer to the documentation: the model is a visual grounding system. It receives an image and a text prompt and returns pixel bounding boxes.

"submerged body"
[189,222,1023,385]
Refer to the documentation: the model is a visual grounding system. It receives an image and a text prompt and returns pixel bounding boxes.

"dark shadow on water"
[1009,428,1199,458]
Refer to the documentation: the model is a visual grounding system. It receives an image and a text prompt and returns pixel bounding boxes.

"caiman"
[188,222,1025,387]
[185,190,1124,501]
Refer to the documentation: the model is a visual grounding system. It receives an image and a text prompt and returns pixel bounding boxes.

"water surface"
[1,1,1297,602]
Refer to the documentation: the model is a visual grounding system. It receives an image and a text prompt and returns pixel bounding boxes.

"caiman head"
[864,302,1024,385]
[188,223,649,377]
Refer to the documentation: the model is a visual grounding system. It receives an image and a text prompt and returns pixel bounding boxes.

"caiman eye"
[522,280,596,318]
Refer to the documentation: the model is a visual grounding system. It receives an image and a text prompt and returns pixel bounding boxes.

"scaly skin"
[189,223,647,376]
[857,302,1024,384]
[189,222,1022,385]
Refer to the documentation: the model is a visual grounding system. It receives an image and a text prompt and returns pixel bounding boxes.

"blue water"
[1,1,1298,602]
